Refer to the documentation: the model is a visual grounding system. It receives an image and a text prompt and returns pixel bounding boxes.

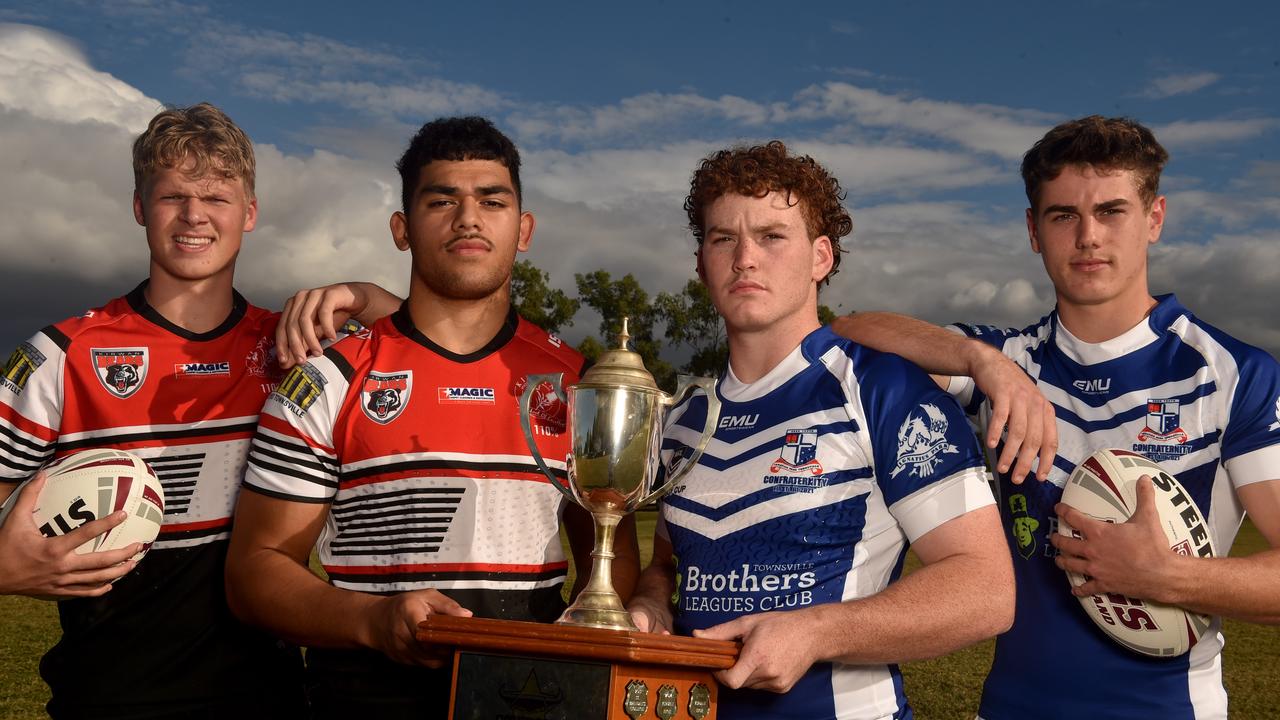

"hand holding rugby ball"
[1057,448,1214,657]
[29,449,164,563]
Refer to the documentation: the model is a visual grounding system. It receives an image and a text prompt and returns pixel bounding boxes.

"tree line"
[510,260,837,391]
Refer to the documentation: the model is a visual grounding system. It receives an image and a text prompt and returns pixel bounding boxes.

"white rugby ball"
[1058,448,1214,657]
[32,449,165,562]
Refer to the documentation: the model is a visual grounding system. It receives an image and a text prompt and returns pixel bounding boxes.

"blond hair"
[132,102,256,198]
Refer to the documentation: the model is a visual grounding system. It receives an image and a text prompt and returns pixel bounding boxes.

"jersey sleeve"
[243,352,350,503]
[857,352,994,543]
[0,329,66,482]
[1221,347,1280,487]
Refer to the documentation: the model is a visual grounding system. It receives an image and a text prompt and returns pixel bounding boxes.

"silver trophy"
[519,318,721,630]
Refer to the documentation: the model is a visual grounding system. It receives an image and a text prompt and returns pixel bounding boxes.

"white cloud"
[238,73,506,118]
[791,82,1057,160]
[510,93,781,146]
[1153,118,1277,148]
[1141,71,1221,99]
[0,23,161,131]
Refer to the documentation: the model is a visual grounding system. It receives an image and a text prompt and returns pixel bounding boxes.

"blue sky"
[1,1,1277,357]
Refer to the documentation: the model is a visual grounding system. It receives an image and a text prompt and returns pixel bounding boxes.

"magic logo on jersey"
[1133,398,1193,461]
[892,403,959,478]
[174,361,231,378]
[2,341,45,395]
[438,386,495,404]
[91,347,148,399]
[272,364,326,416]
[363,371,412,424]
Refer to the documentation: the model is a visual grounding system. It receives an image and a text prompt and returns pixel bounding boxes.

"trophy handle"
[638,375,721,507]
[518,373,576,503]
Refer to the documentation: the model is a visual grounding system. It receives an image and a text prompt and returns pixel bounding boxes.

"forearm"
[830,312,990,379]
[1159,550,1280,624]
[632,561,676,606]
[226,545,382,649]
[350,282,402,325]
[806,550,1013,664]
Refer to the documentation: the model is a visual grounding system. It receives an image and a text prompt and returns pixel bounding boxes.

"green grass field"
[2,516,1276,718]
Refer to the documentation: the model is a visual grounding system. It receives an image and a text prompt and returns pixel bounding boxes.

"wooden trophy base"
[418,615,738,719]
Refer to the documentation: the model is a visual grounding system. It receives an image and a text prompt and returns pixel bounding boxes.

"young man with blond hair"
[0,102,384,718]
[627,141,1013,719]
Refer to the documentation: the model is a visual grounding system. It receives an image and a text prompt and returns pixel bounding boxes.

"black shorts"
[305,647,452,720]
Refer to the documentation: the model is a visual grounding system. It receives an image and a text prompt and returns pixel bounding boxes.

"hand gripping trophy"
[520,318,721,631]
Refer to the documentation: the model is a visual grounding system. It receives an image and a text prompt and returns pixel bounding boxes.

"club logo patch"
[363,371,412,424]
[92,348,148,399]
[2,341,45,395]
[272,364,327,416]
[1133,398,1193,461]
[892,403,959,478]
[245,336,277,378]
[1008,494,1040,560]
[514,376,566,434]
[769,429,823,475]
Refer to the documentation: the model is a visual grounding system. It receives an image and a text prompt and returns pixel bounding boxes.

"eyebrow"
[705,221,794,236]
[419,184,514,197]
[1041,198,1131,216]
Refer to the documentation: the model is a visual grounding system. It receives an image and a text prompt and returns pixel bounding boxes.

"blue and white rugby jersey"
[659,326,993,720]
[952,294,1280,720]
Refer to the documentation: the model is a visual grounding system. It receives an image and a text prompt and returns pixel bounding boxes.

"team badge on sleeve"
[273,364,327,416]
[2,341,45,394]
[892,403,959,478]
[362,371,411,424]
[92,348,148,399]
[1269,395,1279,432]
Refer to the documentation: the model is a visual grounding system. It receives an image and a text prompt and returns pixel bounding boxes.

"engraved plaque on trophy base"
[419,615,737,720]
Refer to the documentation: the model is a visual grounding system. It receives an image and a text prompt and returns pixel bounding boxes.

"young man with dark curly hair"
[626,141,1014,720]
[831,116,1280,719]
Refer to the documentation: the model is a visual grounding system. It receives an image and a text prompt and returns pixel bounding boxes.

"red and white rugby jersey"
[245,306,586,621]
[0,282,283,549]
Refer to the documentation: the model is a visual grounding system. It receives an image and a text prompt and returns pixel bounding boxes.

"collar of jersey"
[125,280,248,342]
[1051,294,1180,366]
[718,334,815,403]
[389,303,519,363]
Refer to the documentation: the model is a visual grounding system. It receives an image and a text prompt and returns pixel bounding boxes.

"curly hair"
[132,103,255,198]
[1022,115,1168,211]
[396,116,522,214]
[685,141,851,285]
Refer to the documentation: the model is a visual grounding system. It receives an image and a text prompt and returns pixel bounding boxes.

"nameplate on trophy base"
[419,615,738,720]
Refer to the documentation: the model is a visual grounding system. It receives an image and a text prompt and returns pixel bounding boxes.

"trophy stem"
[557,510,638,631]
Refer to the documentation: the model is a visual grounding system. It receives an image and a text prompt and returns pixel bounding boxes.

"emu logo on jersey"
[92,348,148,399]
[2,341,45,395]
[1072,378,1112,395]
[363,371,412,424]
[769,429,823,475]
[892,403,959,478]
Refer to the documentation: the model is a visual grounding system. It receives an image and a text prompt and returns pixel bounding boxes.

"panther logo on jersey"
[91,348,148,399]
[891,403,959,478]
[362,371,411,424]
[1,341,45,395]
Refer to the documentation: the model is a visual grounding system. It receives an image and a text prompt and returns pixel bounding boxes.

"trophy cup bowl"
[519,318,721,631]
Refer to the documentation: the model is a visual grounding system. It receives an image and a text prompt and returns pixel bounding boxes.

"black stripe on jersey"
[56,421,259,453]
[341,458,565,483]
[241,482,334,504]
[251,441,341,477]
[154,471,200,481]
[0,421,54,456]
[0,452,44,476]
[332,485,465,507]
[0,430,54,467]
[322,346,355,382]
[126,281,249,342]
[329,544,443,556]
[336,522,453,540]
[247,455,339,489]
[252,431,339,472]
[390,305,519,364]
[326,566,566,585]
[39,325,71,352]
[338,506,461,525]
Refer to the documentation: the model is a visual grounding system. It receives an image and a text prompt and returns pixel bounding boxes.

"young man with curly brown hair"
[626,141,1014,720]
